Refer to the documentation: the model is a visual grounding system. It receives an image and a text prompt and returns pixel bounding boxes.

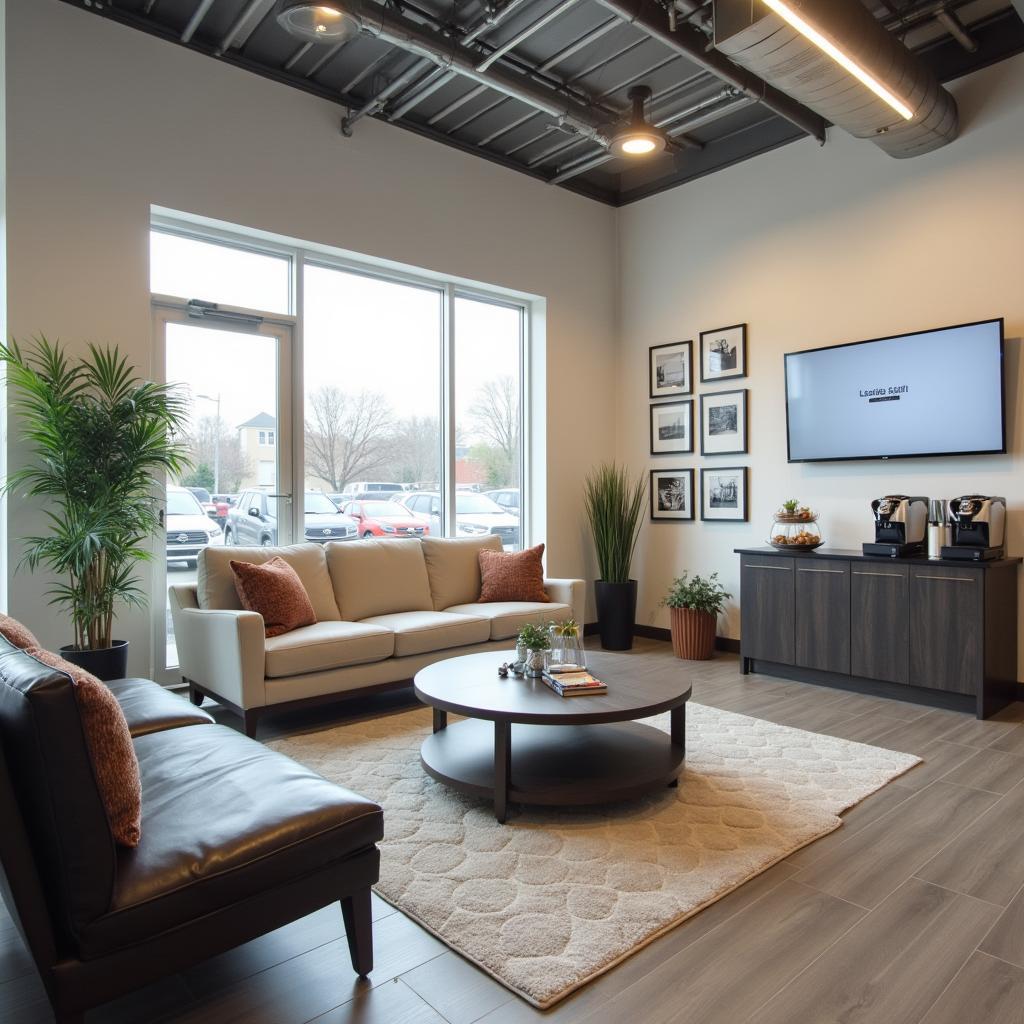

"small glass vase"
[525,649,546,677]
[545,625,586,674]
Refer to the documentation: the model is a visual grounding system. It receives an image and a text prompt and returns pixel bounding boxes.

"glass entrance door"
[152,304,293,682]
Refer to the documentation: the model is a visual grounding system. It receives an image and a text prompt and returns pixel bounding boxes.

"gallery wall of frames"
[648,324,749,525]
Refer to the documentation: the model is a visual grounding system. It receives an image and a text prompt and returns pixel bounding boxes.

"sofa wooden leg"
[341,888,374,978]
[242,710,259,739]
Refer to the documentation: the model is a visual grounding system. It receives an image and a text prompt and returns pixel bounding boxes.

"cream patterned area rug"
[270,704,920,1008]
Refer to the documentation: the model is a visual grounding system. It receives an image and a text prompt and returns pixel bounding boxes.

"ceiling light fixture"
[277,0,360,44]
[609,86,667,158]
[761,0,914,121]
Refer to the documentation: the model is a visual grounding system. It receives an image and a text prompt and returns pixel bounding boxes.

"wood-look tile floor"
[7,639,1024,1024]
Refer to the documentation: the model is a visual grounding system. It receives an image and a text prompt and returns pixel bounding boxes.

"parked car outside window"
[402,491,519,548]
[343,500,430,538]
[167,486,223,567]
[346,481,405,494]
[224,490,359,546]
[484,488,520,517]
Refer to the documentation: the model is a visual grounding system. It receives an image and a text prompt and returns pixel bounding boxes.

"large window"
[152,224,530,560]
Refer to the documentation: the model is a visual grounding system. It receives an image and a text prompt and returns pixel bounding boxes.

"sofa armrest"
[168,585,266,711]
[544,578,585,627]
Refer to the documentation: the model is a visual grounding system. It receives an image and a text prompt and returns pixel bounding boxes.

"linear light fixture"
[761,0,914,121]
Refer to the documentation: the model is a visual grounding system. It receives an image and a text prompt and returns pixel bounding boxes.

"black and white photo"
[649,340,693,399]
[650,400,693,455]
[700,324,747,383]
[700,466,748,521]
[700,389,748,455]
[650,469,695,521]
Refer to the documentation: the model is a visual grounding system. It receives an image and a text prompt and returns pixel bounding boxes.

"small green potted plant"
[517,622,550,677]
[661,571,732,660]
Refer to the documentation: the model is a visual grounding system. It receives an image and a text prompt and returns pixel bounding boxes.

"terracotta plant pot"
[670,608,716,660]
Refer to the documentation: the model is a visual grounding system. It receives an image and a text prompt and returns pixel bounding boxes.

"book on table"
[542,669,607,697]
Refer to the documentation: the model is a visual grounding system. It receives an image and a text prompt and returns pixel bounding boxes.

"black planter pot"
[59,640,129,682]
[594,579,638,651]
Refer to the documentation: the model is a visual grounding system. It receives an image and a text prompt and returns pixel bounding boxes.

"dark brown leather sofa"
[0,636,384,1023]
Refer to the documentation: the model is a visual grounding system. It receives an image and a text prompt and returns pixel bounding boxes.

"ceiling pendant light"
[761,0,914,121]
[609,86,667,158]
[277,0,360,44]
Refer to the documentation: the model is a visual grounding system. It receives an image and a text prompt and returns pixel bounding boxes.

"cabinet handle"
[852,571,903,578]
[745,564,791,571]
[798,568,844,574]
[916,575,975,583]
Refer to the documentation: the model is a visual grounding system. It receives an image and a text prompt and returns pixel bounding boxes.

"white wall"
[2,0,617,673]
[618,54,1024,672]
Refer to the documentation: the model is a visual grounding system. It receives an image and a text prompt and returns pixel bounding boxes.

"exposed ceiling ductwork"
[713,0,959,158]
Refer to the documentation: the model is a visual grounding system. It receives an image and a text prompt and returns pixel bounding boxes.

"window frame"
[151,218,534,551]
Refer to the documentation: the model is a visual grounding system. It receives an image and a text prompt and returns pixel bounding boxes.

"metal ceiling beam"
[428,84,487,125]
[283,42,313,71]
[449,95,509,134]
[592,0,827,142]
[342,47,397,93]
[476,110,541,147]
[476,0,582,72]
[566,36,648,84]
[343,57,435,133]
[536,17,619,73]
[328,1,616,145]
[215,0,270,56]
[180,0,214,43]
[304,41,347,78]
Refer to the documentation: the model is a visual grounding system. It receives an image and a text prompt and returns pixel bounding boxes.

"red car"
[343,500,430,539]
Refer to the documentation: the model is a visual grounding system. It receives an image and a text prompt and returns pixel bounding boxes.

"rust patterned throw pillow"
[230,556,317,637]
[25,647,142,848]
[478,543,550,604]
[0,613,40,650]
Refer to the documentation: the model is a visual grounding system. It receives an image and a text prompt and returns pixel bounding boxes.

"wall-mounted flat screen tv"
[785,318,1005,463]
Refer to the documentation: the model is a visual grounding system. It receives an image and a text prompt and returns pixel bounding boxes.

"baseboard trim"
[585,622,739,653]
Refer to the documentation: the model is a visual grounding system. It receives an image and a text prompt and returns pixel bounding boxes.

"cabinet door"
[851,566,910,685]
[741,557,795,665]
[795,562,851,674]
[910,567,983,695]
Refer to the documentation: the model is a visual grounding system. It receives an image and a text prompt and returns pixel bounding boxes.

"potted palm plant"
[583,462,646,650]
[661,572,731,660]
[0,337,191,680]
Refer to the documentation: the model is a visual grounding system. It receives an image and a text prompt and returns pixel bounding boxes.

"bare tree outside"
[469,375,520,488]
[183,415,251,492]
[305,385,393,490]
[387,415,440,486]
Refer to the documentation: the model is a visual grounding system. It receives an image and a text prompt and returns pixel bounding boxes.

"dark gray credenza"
[735,547,1021,719]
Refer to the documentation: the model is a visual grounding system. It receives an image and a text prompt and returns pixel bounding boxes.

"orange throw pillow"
[26,647,142,848]
[230,556,317,638]
[0,613,40,650]
[478,543,550,603]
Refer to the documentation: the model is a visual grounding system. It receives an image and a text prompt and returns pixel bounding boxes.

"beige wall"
[617,53,1024,672]
[2,0,617,673]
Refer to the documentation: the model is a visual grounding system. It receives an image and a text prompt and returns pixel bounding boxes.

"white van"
[347,481,404,494]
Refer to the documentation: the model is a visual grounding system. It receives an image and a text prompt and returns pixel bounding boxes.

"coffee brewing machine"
[863,495,929,557]
[941,495,1007,561]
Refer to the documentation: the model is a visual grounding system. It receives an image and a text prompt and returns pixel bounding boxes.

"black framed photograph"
[700,324,747,383]
[650,469,695,521]
[650,400,693,455]
[649,340,693,399]
[700,466,748,522]
[700,389,748,455]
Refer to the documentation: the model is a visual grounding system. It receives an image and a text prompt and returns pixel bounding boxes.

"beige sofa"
[169,535,584,736]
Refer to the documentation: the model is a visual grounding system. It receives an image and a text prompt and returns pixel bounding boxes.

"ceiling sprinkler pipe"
[332,1,613,146]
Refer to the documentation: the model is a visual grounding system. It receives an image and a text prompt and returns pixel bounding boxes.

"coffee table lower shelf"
[420,718,684,822]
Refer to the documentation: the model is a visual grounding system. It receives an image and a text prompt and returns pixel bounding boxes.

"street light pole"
[197,393,221,494]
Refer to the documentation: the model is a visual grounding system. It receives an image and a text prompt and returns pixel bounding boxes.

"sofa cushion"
[421,535,503,611]
[0,613,39,650]
[325,538,433,621]
[25,647,142,848]
[445,601,572,641]
[106,678,214,737]
[264,622,395,678]
[359,610,490,658]
[78,724,383,959]
[479,543,549,603]
[231,556,317,638]
[198,544,340,622]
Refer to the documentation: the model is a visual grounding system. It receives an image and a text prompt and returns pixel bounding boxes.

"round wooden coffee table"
[413,650,691,822]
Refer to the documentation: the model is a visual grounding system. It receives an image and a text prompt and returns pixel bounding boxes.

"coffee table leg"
[494,720,511,823]
[433,708,447,733]
[669,704,686,788]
